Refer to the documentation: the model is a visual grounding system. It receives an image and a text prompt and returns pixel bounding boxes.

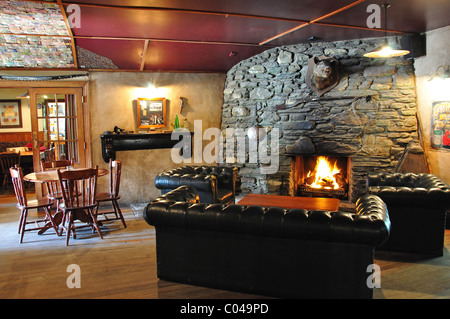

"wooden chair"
[43,148,55,162]
[57,166,102,246]
[95,160,126,228]
[9,165,58,243]
[0,152,21,190]
[40,159,74,217]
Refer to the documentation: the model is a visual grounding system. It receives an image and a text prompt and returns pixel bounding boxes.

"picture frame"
[431,101,450,149]
[0,99,22,128]
[137,97,166,129]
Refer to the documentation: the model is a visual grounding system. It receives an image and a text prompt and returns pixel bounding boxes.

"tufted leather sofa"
[367,172,450,256]
[154,165,238,205]
[144,185,390,299]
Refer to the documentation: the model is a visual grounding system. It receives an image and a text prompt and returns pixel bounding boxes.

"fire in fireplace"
[290,156,350,199]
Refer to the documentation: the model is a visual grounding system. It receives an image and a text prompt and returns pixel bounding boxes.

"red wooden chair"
[95,160,126,228]
[1,152,20,190]
[57,166,101,246]
[40,158,74,216]
[10,165,58,243]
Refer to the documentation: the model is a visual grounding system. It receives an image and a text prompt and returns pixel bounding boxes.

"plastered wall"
[89,71,226,203]
[415,25,450,183]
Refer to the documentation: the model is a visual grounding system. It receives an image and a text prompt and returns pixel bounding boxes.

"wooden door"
[29,88,86,172]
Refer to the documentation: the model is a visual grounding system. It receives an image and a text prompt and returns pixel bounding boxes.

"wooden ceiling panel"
[62,0,357,22]
[142,41,268,72]
[69,5,300,45]
[1,0,449,72]
[320,0,450,33]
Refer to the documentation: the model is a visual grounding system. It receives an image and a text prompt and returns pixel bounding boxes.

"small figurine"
[179,97,186,113]
[113,126,125,134]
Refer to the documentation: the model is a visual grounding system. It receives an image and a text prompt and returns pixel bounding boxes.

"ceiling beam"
[55,0,78,68]
[259,0,367,45]
[140,40,149,71]
[0,32,274,47]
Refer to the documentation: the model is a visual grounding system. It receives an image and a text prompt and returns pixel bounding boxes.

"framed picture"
[431,101,450,149]
[137,97,166,129]
[0,99,22,128]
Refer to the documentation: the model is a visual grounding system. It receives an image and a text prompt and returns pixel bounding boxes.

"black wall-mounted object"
[400,33,426,60]
[100,131,192,163]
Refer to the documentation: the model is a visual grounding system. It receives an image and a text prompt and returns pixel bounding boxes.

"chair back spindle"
[57,166,100,245]
[110,160,122,197]
[40,158,74,201]
[10,165,27,207]
[58,167,98,209]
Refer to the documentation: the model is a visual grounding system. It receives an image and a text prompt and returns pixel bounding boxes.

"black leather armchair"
[154,165,238,205]
[367,172,450,256]
[144,186,390,299]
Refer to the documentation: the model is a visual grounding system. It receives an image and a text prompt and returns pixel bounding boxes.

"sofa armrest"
[155,172,216,192]
[367,173,450,208]
[214,166,238,195]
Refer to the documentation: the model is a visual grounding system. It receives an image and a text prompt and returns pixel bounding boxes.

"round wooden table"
[24,167,109,183]
[24,167,109,235]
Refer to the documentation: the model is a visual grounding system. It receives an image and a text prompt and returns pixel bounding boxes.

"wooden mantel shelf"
[100,131,192,163]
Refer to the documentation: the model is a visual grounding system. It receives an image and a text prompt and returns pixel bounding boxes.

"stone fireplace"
[290,155,351,200]
[221,36,419,203]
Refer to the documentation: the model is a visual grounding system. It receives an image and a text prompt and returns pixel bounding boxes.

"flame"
[307,156,341,190]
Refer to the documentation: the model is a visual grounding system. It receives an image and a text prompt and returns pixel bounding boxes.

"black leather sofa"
[367,172,450,256]
[154,165,238,205]
[144,186,391,299]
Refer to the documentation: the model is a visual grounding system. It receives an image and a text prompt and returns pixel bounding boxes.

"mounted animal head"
[306,56,340,96]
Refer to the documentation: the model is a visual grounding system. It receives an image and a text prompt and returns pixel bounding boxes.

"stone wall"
[221,37,418,202]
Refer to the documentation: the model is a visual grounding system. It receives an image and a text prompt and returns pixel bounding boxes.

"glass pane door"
[29,87,85,172]
[36,93,79,162]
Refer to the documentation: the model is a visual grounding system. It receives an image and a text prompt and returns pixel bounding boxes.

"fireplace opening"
[290,156,350,200]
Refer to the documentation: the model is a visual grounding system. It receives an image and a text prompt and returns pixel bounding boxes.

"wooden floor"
[0,190,449,299]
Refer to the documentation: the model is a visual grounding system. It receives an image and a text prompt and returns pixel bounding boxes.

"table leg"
[37,211,63,235]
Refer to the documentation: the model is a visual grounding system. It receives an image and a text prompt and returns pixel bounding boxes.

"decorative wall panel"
[0,0,74,68]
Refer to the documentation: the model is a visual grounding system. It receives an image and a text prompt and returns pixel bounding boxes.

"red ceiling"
[6,0,450,72]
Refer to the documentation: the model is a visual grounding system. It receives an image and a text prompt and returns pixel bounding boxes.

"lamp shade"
[363,44,410,58]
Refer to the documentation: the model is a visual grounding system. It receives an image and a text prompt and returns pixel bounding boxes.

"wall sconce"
[16,90,30,98]
[428,66,450,81]
[427,65,450,102]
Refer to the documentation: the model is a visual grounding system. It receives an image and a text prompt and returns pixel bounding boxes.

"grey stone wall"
[221,37,418,202]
